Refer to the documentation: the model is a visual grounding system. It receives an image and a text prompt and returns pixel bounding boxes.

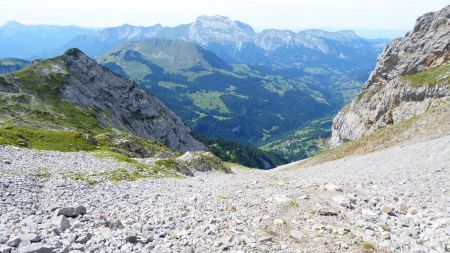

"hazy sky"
[1,0,448,38]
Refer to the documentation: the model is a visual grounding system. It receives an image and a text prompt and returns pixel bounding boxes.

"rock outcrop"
[1,48,207,152]
[330,5,450,147]
[174,151,232,176]
[60,49,206,152]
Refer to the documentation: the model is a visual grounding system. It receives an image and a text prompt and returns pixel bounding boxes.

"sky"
[0,0,448,38]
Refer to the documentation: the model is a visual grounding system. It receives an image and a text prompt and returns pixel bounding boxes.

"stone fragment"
[18,244,54,253]
[181,246,195,253]
[318,209,339,216]
[6,236,21,247]
[362,209,377,218]
[298,195,309,200]
[0,235,10,244]
[273,219,285,226]
[289,230,302,240]
[54,215,71,232]
[324,183,342,192]
[19,234,40,243]
[56,206,87,217]
[258,236,272,243]
[75,233,92,244]
[123,231,138,243]
[106,219,124,230]
[332,195,354,209]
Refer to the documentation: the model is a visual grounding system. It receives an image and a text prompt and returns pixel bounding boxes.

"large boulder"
[174,152,232,176]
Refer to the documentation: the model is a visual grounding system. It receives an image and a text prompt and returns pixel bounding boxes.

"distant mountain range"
[0,16,390,163]
[98,38,333,146]
[0,17,388,63]
[0,58,30,74]
[0,21,92,59]
[65,16,388,75]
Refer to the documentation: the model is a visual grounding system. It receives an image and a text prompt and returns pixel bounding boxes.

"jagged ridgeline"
[0,49,238,177]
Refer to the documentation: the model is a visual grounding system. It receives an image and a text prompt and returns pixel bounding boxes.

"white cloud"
[0,0,447,32]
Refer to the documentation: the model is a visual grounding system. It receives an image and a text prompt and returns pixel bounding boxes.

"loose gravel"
[1,135,449,252]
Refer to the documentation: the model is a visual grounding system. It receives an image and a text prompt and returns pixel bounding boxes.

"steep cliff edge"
[330,5,450,147]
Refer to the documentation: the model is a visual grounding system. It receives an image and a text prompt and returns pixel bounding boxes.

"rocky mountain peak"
[2,20,22,28]
[188,16,254,47]
[4,48,207,152]
[64,48,85,58]
[195,15,233,24]
[255,29,295,51]
[366,5,450,89]
[193,15,252,31]
[330,5,450,147]
[413,6,450,33]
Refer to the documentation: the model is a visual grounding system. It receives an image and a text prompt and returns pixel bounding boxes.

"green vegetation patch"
[68,172,98,185]
[93,150,148,169]
[36,168,50,177]
[94,151,181,182]
[0,126,98,152]
[213,115,231,121]
[260,117,332,162]
[218,194,229,200]
[401,63,450,88]
[261,79,293,97]
[356,84,383,102]
[99,161,181,183]
[186,91,230,113]
[154,158,177,171]
[197,135,287,169]
[196,152,233,173]
[286,199,299,209]
[158,81,187,90]
[12,62,68,103]
[57,103,104,130]
[120,61,151,81]
[362,242,376,251]
[304,66,328,75]
[100,167,149,182]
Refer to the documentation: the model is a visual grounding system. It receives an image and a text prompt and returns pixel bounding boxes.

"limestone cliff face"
[330,5,450,147]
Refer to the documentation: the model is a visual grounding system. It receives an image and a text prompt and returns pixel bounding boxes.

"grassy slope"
[0,59,109,132]
[186,91,230,114]
[0,56,184,179]
[401,63,450,88]
[260,117,332,162]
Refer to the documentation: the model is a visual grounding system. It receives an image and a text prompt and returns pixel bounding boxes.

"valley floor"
[0,134,449,252]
